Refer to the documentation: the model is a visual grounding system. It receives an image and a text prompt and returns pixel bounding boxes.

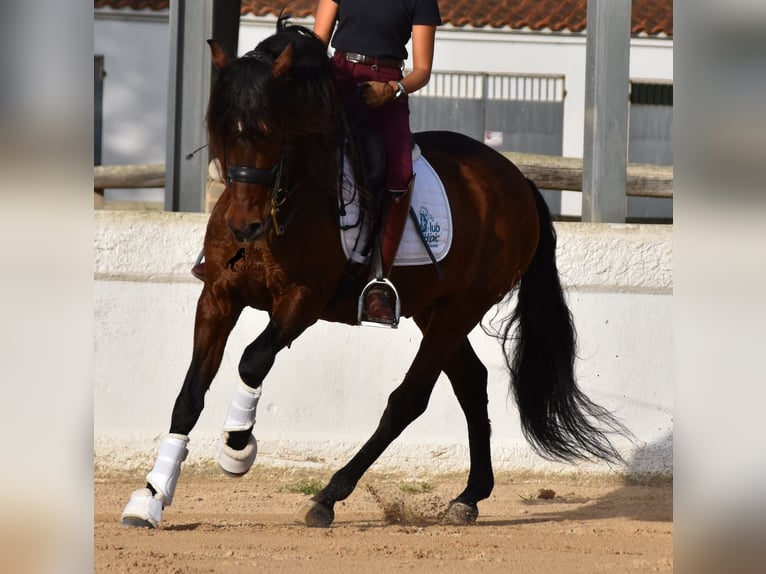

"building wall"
[94,9,170,201]
[94,11,673,212]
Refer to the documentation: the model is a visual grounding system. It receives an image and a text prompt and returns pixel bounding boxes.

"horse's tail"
[502,179,629,464]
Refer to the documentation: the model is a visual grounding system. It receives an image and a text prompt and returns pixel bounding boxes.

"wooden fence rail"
[503,153,673,198]
[94,163,165,189]
[94,153,673,198]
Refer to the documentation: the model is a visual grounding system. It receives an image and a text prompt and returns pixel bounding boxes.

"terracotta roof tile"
[95,0,169,10]
[631,0,673,35]
[95,1,672,37]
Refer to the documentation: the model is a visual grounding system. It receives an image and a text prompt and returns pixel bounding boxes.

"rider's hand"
[358,81,395,109]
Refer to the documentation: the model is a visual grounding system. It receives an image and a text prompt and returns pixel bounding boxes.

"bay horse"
[121,20,627,529]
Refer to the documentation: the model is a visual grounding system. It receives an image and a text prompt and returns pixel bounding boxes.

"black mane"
[207,19,340,190]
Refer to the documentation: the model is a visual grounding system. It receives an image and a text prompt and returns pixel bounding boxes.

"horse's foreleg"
[217,321,280,476]
[121,287,242,528]
[218,289,325,476]
[441,338,493,525]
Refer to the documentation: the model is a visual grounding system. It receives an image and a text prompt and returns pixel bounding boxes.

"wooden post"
[582,0,631,223]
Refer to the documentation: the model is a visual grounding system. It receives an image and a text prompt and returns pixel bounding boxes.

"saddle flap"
[339,153,453,268]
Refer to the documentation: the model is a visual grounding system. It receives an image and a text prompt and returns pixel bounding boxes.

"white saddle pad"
[339,145,453,267]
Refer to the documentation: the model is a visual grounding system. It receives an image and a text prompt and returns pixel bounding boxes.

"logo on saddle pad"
[339,152,453,267]
[418,207,441,247]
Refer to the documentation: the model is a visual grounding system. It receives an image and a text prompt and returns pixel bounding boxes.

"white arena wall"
[94,211,672,477]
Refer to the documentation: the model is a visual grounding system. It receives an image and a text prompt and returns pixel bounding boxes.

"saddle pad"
[339,147,453,267]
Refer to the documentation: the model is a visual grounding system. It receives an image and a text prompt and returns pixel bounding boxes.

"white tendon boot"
[121,434,189,528]
[218,380,261,476]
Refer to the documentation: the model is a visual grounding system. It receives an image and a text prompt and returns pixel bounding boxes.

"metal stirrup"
[358,240,401,327]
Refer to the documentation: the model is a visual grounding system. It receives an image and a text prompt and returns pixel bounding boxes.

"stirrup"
[358,278,400,328]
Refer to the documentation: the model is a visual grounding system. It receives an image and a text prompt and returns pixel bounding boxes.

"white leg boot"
[218,380,261,476]
[121,434,189,528]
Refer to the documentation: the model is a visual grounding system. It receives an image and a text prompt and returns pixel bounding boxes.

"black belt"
[339,51,403,70]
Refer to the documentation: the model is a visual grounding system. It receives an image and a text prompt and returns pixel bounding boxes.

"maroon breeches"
[330,52,412,192]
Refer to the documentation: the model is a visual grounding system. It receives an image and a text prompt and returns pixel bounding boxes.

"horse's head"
[206,21,338,244]
[207,40,294,243]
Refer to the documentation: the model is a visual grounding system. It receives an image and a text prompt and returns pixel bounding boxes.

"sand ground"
[95,465,672,573]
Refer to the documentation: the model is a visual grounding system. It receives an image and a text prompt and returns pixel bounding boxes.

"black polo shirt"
[330,0,442,60]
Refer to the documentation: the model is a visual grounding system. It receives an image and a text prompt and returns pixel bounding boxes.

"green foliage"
[282,478,324,495]
[398,481,434,494]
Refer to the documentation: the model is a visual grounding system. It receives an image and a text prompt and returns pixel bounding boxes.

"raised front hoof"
[297,500,334,528]
[121,488,162,529]
[217,432,257,477]
[442,501,479,525]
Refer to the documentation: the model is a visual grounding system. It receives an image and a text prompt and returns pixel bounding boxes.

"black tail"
[500,180,629,464]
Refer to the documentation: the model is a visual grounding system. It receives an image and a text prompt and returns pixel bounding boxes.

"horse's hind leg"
[299,306,479,527]
[121,286,242,528]
[299,355,443,527]
[441,338,493,525]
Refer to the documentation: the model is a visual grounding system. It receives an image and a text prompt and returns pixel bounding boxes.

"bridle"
[225,155,289,236]
[220,47,302,237]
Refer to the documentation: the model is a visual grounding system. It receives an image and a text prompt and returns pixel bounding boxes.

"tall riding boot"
[381,176,416,275]
[365,177,415,322]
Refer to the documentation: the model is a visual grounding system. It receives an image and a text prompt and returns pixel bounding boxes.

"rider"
[313,0,441,323]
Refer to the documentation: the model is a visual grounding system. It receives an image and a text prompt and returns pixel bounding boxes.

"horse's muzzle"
[228,219,265,243]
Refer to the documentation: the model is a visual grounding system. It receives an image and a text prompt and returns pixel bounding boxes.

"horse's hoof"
[121,488,162,528]
[297,500,334,528]
[442,501,478,525]
[121,515,157,529]
[217,432,257,476]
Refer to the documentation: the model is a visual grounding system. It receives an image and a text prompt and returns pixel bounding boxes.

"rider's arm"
[313,0,338,46]
[391,24,437,96]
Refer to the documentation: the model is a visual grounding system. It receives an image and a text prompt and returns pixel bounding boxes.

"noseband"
[226,156,290,236]
[226,163,280,186]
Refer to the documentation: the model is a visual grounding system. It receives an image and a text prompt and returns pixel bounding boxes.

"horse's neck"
[282,144,339,226]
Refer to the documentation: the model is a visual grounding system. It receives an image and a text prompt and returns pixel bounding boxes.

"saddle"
[333,124,451,327]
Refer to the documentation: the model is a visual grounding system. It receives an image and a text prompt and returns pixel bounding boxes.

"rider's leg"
[364,91,413,322]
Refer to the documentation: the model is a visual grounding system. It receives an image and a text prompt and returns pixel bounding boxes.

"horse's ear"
[207,39,230,69]
[272,44,293,78]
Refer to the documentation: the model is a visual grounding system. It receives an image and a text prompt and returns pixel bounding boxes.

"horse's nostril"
[242,221,262,241]
[227,220,262,243]
[227,220,243,242]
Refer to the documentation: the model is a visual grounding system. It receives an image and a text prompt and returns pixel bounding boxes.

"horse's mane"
[207,18,340,191]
